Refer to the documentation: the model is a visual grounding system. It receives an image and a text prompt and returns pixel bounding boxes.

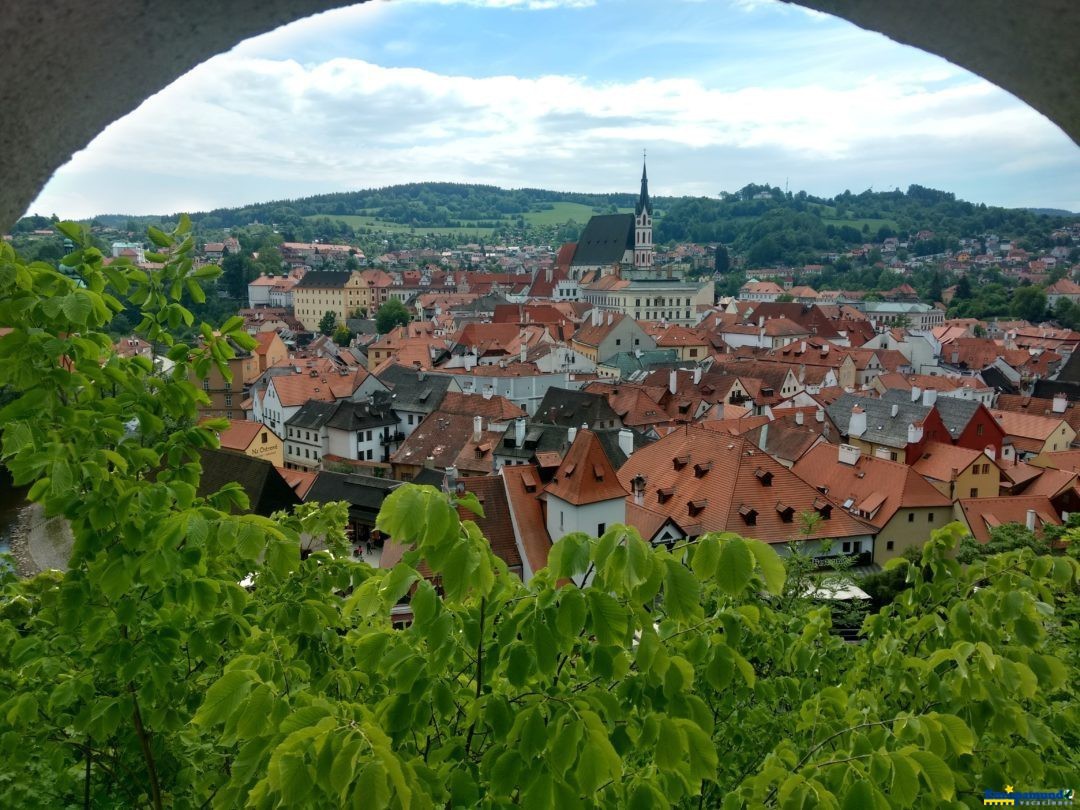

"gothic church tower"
[633,155,654,271]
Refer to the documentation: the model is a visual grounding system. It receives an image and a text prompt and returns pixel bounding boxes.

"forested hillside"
[18,182,1076,271]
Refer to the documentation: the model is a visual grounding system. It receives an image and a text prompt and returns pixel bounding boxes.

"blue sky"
[28,0,1080,218]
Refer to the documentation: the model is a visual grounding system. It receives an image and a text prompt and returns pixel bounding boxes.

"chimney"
[424,455,436,469]
[519,343,527,363]
[910,385,921,403]
[838,443,861,465]
[848,405,867,438]
[693,367,702,385]
[1053,394,1067,413]
[795,410,804,426]
[592,307,602,326]
[815,407,825,423]
[758,316,764,327]
[891,403,899,418]
[800,340,807,354]
[669,369,678,396]
[618,428,634,459]
[758,421,769,452]
[630,473,646,506]
[908,422,924,444]
[568,426,577,445]
[1025,509,1037,532]
[984,445,996,461]
[473,416,483,443]
[821,343,829,355]
[607,312,613,325]
[482,385,494,400]
[922,388,937,407]
[514,416,526,448]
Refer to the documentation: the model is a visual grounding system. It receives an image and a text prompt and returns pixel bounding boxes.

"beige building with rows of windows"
[293,270,369,331]
[580,276,713,327]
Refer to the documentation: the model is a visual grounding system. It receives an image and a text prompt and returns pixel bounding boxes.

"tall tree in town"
[0,225,1077,807]
[375,299,411,334]
[318,310,337,336]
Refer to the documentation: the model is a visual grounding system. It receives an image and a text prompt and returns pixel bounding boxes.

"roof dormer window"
[755,467,773,486]
[737,504,755,524]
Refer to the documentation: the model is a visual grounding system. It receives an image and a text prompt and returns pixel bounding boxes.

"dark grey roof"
[325,400,398,431]
[377,364,454,414]
[295,270,353,289]
[1033,378,1080,400]
[981,365,1020,395]
[924,394,980,438]
[495,423,652,469]
[1054,348,1080,384]
[285,399,338,430]
[346,319,378,335]
[196,448,301,516]
[454,293,510,313]
[636,160,651,216]
[571,214,634,267]
[304,471,401,524]
[533,388,621,429]
[602,349,681,376]
[826,392,931,449]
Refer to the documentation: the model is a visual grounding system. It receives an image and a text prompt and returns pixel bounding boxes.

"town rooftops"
[911,441,986,482]
[957,495,1061,543]
[827,393,930,449]
[533,387,621,429]
[216,419,274,452]
[792,443,950,528]
[617,428,875,544]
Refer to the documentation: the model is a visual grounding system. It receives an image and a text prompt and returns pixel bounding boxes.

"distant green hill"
[45,181,1078,272]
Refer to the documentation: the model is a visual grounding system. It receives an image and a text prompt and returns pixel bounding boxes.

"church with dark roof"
[567,158,656,281]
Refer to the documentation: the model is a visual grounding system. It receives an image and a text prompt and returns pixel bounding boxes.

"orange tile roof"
[268,369,367,407]
[572,312,628,347]
[995,394,1080,434]
[215,419,272,451]
[617,428,874,544]
[278,467,317,499]
[457,475,521,571]
[1020,467,1077,498]
[440,391,525,421]
[991,410,1071,442]
[957,495,1061,543]
[792,444,949,529]
[910,441,984,482]
[545,430,629,506]
[1030,449,1080,473]
[500,464,552,573]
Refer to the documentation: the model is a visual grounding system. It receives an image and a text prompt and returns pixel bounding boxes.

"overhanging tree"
[0,224,1077,807]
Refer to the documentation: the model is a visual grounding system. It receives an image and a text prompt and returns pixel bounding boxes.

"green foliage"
[375,299,411,334]
[318,310,337,336]
[1,231,1079,807]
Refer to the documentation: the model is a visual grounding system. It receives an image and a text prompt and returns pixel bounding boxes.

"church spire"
[635,150,651,216]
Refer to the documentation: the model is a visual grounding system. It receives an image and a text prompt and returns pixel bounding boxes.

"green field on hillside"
[304,214,497,237]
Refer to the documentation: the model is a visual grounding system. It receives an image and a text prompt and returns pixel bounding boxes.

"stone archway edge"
[1,0,1077,232]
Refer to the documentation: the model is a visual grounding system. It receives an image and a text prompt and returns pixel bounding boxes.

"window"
[202,379,209,391]
[886,540,895,551]
[224,381,231,391]
[908,513,914,522]
[597,523,606,535]
[928,513,934,521]
[261,432,268,444]
[982,463,990,474]
[304,448,310,458]
[976,423,984,436]
[890,452,898,461]
[224,394,232,407]
[615,339,621,347]
[842,541,851,553]
[970,488,978,498]
[560,511,564,530]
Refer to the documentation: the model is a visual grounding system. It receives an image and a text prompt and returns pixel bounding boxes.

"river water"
[0,467,29,560]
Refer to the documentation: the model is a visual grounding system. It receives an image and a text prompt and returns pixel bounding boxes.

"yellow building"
[912,441,1000,500]
[292,270,367,331]
[215,420,284,467]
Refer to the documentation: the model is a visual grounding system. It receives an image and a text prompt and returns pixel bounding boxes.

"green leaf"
[909,750,954,801]
[716,537,754,596]
[692,535,720,579]
[55,221,85,243]
[148,226,173,247]
[195,669,255,727]
[331,736,363,796]
[556,587,587,639]
[841,780,876,810]
[235,685,275,739]
[889,751,919,806]
[587,590,627,646]
[547,715,583,775]
[931,713,974,756]
[663,557,702,622]
[655,717,686,773]
[747,539,786,594]
[706,645,734,691]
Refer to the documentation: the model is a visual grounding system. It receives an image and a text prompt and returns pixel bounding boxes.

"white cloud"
[30,51,1080,216]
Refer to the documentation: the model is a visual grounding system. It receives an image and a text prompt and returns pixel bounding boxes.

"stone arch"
[1,0,1077,230]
